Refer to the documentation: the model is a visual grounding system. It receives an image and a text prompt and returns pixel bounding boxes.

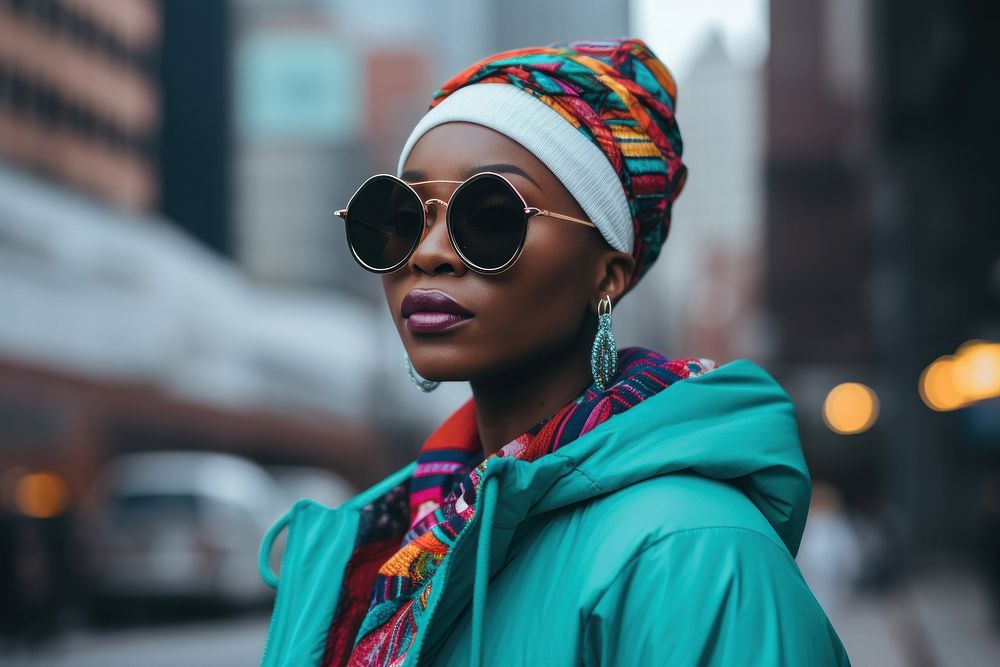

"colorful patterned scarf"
[321,347,717,666]
[426,37,687,291]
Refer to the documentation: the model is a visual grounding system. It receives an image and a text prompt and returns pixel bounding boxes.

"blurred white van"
[85,450,288,607]
[265,464,357,510]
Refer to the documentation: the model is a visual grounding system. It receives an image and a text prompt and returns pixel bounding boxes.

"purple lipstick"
[401,289,474,333]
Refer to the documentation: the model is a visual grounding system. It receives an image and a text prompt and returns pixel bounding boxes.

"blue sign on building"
[237,32,361,141]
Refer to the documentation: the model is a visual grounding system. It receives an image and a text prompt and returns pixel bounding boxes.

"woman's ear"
[594,250,635,308]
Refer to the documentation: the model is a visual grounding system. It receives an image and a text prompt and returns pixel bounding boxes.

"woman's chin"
[404,354,491,384]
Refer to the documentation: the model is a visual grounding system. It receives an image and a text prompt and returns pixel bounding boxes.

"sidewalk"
[826,568,1000,666]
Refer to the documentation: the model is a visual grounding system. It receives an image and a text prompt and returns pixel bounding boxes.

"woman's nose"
[407,200,466,276]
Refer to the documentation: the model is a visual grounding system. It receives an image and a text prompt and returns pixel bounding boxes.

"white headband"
[395,83,634,254]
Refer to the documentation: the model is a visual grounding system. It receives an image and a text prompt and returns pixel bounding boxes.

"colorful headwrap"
[396,37,687,290]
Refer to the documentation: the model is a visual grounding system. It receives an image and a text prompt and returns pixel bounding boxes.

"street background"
[1,0,998,665]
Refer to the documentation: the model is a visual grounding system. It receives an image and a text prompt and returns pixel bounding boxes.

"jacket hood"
[484,356,812,555]
[461,357,811,667]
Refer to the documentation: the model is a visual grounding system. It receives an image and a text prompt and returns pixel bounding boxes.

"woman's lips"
[405,311,473,333]
[402,289,474,333]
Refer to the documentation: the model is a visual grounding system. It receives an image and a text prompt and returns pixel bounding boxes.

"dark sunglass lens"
[449,176,527,271]
[344,177,423,270]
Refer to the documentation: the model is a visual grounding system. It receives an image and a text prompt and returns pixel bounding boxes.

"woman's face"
[382,121,632,383]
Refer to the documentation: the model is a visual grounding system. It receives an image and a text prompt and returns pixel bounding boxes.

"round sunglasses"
[334,171,597,274]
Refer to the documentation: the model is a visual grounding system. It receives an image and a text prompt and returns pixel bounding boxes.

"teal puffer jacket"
[258,359,851,665]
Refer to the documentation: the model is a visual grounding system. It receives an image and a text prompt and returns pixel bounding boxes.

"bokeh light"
[952,340,1000,402]
[920,342,1000,411]
[823,382,880,435]
[14,472,70,519]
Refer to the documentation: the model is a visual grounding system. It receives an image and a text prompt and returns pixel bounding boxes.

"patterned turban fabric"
[427,37,687,290]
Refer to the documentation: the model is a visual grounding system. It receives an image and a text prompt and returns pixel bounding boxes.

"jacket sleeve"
[582,526,851,666]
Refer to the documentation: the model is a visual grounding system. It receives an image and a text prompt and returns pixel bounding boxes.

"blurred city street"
[2,610,270,667]
[829,568,1000,667]
[1,0,998,664]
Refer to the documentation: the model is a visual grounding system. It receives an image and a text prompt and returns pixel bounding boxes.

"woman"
[258,37,851,666]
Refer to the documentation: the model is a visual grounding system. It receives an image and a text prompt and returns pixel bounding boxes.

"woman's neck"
[469,328,595,457]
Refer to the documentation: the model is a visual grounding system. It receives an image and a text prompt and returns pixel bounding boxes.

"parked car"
[83,450,287,608]
[264,464,358,509]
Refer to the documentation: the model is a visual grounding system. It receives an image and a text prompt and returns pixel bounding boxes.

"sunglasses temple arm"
[528,208,597,229]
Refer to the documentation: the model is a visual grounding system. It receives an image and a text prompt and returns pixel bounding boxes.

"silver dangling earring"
[404,352,440,392]
[590,294,617,392]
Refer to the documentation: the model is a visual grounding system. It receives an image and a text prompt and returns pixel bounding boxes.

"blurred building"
[764,0,882,505]
[765,0,1000,570]
[870,0,1000,561]
[233,0,424,295]
[616,29,768,363]
[0,0,233,252]
[157,0,232,254]
[0,0,160,210]
[766,0,874,368]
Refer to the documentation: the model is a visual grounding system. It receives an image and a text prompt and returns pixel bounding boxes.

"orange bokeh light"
[823,382,880,435]
[14,472,69,519]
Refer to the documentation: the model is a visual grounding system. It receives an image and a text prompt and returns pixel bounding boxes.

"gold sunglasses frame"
[334,171,596,274]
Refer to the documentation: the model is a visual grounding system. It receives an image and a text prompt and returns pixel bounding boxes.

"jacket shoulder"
[582,524,850,666]
[501,472,795,617]
[572,472,789,555]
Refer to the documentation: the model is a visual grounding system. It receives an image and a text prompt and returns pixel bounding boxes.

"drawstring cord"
[470,472,498,667]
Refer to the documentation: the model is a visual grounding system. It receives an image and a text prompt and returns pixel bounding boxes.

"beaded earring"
[591,294,617,392]
[404,352,440,392]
